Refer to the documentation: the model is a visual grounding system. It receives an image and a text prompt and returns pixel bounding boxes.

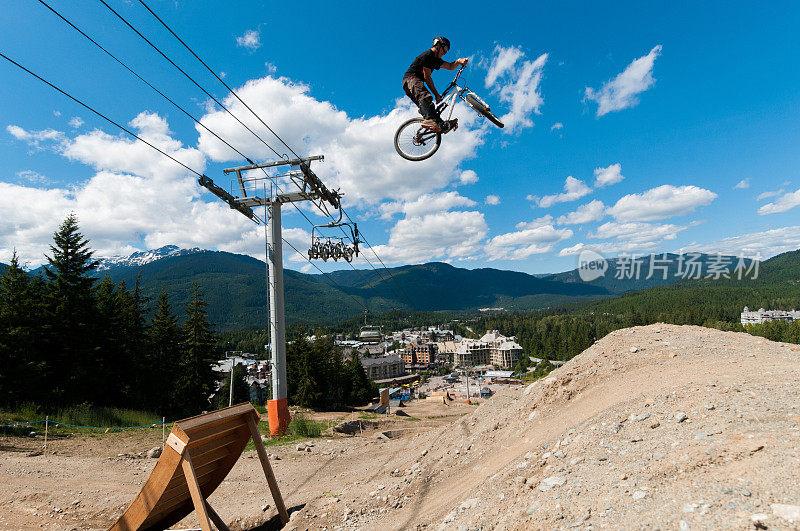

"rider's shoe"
[421,119,441,132]
[440,119,459,134]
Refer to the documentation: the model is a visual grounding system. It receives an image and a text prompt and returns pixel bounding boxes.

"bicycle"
[394,65,504,161]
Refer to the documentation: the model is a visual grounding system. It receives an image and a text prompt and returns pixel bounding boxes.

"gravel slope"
[1,324,799,530]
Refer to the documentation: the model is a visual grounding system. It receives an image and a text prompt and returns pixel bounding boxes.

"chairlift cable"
[122,0,414,308]
[96,0,285,161]
[37,0,258,168]
[137,0,300,161]
[0,49,375,314]
[0,50,206,181]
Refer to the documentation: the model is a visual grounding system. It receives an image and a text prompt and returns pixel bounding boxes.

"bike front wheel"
[394,118,442,161]
[464,92,504,128]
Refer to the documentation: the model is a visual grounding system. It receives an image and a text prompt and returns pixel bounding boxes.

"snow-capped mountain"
[96,245,204,271]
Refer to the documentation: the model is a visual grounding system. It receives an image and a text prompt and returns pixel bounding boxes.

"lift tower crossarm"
[222,155,323,173]
[197,175,257,221]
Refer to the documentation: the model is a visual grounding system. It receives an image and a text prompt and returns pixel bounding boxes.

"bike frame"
[435,66,471,123]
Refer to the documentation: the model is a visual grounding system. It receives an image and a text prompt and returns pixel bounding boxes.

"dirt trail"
[2,324,800,530]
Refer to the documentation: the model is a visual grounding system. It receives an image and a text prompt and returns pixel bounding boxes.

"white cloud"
[15,170,48,184]
[63,112,206,180]
[557,200,606,225]
[0,113,248,266]
[485,194,500,205]
[682,226,800,258]
[550,122,563,131]
[196,76,489,205]
[537,176,592,208]
[265,62,277,74]
[68,117,84,129]
[379,191,477,220]
[515,215,555,230]
[757,188,785,201]
[236,29,261,51]
[607,185,717,222]
[758,187,800,215]
[485,221,572,261]
[559,220,688,256]
[589,221,687,244]
[484,45,548,131]
[585,45,662,117]
[593,163,623,187]
[459,169,478,185]
[6,125,66,151]
[495,52,548,132]
[734,178,750,189]
[369,211,488,264]
[2,56,549,267]
[484,45,525,88]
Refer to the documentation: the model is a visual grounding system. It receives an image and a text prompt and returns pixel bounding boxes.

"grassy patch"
[245,413,328,451]
[358,412,380,420]
[0,403,163,436]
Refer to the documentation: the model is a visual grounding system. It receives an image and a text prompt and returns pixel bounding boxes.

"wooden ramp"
[110,403,288,531]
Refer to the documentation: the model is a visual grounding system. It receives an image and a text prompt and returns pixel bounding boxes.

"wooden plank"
[246,416,289,523]
[185,420,246,449]
[176,403,254,434]
[110,428,184,531]
[166,432,186,455]
[206,501,231,531]
[143,436,249,525]
[181,453,213,531]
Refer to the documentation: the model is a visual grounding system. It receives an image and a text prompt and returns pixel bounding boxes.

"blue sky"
[2,1,799,274]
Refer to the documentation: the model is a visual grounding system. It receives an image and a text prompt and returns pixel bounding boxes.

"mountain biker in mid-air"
[403,36,469,133]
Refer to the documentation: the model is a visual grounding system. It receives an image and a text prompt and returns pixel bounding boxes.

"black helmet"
[433,36,450,50]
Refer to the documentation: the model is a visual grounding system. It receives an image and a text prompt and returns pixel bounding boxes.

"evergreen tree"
[175,283,217,415]
[42,214,99,403]
[146,289,184,414]
[115,276,149,405]
[93,276,124,405]
[346,352,375,406]
[0,252,45,405]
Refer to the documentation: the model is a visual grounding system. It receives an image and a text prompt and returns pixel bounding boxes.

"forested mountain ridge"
[472,248,800,363]
[67,249,615,330]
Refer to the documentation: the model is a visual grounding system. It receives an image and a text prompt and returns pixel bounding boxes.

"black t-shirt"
[404,50,444,80]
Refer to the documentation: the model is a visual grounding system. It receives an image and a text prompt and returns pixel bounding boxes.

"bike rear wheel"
[394,118,442,161]
[464,93,504,128]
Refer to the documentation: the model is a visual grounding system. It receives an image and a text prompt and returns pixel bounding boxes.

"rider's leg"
[405,77,443,130]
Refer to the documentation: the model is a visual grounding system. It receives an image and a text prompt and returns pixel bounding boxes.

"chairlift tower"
[199,155,340,436]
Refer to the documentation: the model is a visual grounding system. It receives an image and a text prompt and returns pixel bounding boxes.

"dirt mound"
[2,324,799,530]
[332,324,800,529]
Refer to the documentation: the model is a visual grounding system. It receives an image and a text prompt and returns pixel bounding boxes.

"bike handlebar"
[442,65,467,98]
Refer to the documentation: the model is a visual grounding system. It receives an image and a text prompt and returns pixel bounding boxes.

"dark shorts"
[402,76,433,106]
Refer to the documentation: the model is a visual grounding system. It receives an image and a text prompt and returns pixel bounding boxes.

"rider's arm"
[440,58,470,71]
[423,67,441,101]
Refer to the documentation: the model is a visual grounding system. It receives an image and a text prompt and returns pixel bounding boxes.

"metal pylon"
[198,155,338,436]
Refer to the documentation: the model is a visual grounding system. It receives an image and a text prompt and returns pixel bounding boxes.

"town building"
[478,330,525,368]
[741,307,800,325]
[402,342,438,365]
[361,355,405,381]
[435,341,459,365]
[454,340,491,367]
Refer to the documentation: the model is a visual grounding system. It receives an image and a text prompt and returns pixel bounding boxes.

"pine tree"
[176,283,217,415]
[0,252,45,405]
[346,353,375,406]
[43,214,100,403]
[146,289,184,414]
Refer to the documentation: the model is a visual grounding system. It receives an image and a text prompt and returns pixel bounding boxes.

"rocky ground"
[1,324,799,530]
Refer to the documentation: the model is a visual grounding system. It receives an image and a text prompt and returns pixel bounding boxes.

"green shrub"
[288,413,325,438]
